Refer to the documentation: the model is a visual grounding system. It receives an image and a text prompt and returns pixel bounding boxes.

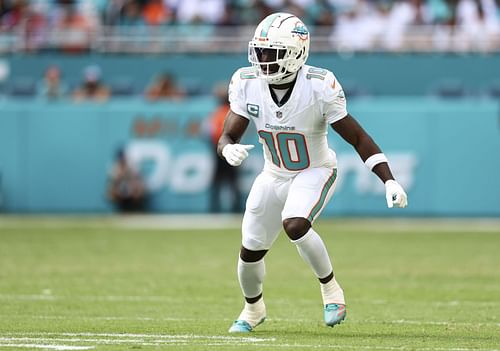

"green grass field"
[0,216,499,351]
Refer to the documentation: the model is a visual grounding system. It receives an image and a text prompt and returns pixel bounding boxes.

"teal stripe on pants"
[307,168,337,222]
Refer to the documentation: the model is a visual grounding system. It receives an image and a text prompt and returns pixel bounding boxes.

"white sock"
[292,228,333,279]
[320,276,345,305]
[237,258,265,300]
[237,298,266,327]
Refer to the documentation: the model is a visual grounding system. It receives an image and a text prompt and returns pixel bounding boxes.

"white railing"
[1,25,499,54]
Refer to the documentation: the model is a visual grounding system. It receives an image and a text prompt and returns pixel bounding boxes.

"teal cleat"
[324,303,346,327]
[228,317,265,333]
[228,320,253,333]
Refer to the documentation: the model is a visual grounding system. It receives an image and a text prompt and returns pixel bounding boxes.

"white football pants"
[241,167,338,251]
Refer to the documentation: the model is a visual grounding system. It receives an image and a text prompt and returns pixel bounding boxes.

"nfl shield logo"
[276,111,283,119]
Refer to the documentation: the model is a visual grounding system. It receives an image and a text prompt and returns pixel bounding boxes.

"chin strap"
[277,71,298,85]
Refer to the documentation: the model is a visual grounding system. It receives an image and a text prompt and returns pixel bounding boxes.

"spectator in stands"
[72,65,110,102]
[206,82,243,213]
[21,3,47,51]
[331,1,387,51]
[119,0,145,26]
[38,65,67,100]
[103,0,125,26]
[0,0,9,19]
[52,3,94,53]
[305,0,335,36]
[144,72,185,101]
[381,0,422,50]
[175,0,225,24]
[107,148,147,212]
[142,0,173,25]
[0,0,29,31]
[454,0,500,51]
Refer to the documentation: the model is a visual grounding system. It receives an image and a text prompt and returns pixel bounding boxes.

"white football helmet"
[248,13,310,84]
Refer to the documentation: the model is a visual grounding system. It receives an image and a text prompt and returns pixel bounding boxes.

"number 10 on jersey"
[258,131,310,171]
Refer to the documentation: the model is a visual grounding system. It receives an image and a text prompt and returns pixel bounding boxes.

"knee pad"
[240,246,268,263]
[283,217,311,241]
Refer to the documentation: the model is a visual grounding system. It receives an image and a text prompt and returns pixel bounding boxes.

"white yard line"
[1,333,276,342]
[0,334,275,349]
[0,336,497,351]
[0,344,94,350]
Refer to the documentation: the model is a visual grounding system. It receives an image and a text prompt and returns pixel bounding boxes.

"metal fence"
[1,24,499,54]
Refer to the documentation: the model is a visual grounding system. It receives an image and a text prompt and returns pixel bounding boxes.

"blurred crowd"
[31,63,186,101]
[0,0,498,52]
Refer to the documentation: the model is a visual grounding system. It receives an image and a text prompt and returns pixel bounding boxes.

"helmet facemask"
[248,42,305,84]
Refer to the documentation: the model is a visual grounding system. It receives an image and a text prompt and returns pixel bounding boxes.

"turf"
[0,216,498,351]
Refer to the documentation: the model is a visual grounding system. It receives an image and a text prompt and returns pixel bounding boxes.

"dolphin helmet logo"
[291,22,309,41]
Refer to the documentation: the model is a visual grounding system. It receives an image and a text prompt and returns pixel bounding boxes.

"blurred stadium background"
[0,0,499,216]
[0,2,499,350]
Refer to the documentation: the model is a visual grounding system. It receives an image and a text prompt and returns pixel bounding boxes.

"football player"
[218,13,408,333]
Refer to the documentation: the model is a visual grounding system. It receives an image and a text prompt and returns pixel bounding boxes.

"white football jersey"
[229,64,348,178]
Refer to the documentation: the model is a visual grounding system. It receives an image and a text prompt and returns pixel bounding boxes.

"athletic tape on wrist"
[364,153,388,171]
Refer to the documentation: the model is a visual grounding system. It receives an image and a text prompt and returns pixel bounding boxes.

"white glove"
[222,144,254,166]
[385,180,408,208]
